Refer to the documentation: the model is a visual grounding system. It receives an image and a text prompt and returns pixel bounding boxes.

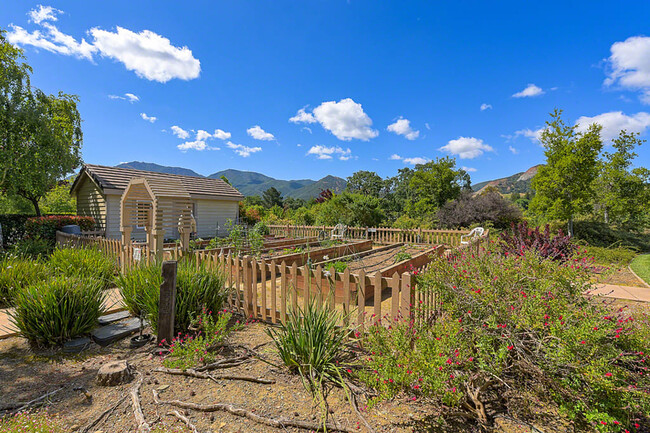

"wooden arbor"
[120,177,195,260]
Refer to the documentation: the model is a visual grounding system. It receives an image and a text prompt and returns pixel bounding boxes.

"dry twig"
[155,366,275,384]
[81,394,128,433]
[130,373,151,433]
[168,410,199,433]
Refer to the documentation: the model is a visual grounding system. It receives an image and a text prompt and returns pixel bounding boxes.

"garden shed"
[70,164,244,240]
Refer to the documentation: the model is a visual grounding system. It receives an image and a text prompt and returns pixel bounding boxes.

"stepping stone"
[98,311,131,326]
[63,336,92,353]
[91,318,142,347]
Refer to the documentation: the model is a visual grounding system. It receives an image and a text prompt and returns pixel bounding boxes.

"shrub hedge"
[25,215,95,244]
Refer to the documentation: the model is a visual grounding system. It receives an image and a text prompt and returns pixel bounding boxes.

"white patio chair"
[460,227,484,244]
[331,224,347,240]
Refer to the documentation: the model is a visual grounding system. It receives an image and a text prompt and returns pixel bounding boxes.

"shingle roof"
[72,164,244,200]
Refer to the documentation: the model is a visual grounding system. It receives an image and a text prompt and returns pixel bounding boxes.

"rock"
[63,337,92,354]
[98,311,131,326]
[157,384,169,391]
[91,318,142,346]
[96,360,134,386]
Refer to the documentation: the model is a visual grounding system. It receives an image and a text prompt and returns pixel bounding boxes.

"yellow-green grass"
[630,254,650,286]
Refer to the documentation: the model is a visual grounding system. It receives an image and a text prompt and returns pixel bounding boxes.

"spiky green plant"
[0,255,49,306]
[10,277,106,346]
[50,247,117,289]
[116,262,162,317]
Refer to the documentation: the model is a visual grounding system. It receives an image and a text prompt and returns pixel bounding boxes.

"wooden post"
[157,261,177,345]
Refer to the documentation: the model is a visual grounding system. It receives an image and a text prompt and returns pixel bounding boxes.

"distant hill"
[116,161,202,177]
[113,162,346,199]
[471,165,541,194]
[209,169,346,200]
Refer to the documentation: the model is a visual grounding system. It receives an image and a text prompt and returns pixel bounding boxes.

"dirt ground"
[343,245,430,275]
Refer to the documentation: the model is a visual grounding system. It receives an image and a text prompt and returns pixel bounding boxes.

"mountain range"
[471,165,541,194]
[116,162,347,200]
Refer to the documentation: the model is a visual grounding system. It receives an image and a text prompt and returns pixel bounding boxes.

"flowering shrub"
[358,248,650,431]
[162,310,241,370]
[25,215,95,244]
[500,220,576,261]
[0,411,67,432]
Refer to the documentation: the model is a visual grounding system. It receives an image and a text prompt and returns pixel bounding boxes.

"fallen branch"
[155,367,275,384]
[349,390,375,433]
[168,410,199,433]
[130,374,151,433]
[152,389,351,432]
[5,387,64,414]
[194,353,251,372]
[81,394,129,433]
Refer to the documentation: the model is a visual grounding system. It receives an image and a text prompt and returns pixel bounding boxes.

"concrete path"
[588,283,650,303]
[0,288,125,340]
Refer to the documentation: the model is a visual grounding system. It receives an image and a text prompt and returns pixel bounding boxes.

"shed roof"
[71,164,244,200]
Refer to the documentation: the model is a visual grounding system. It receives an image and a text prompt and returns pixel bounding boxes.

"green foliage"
[630,254,650,286]
[248,230,264,257]
[315,191,384,227]
[0,32,83,216]
[39,181,76,214]
[10,237,52,258]
[11,276,105,346]
[572,220,650,251]
[394,246,412,263]
[49,247,116,289]
[582,245,637,267]
[530,109,604,235]
[346,170,385,197]
[251,221,270,236]
[163,310,241,369]
[118,260,229,333]
[330,260,349,273]
[225,219,245,254]
[359,249,650,430]
[262,187,283,209]
[0,255,48,306]
[25,215,95,244]
[0,411,67,432]
[267,301,348,394]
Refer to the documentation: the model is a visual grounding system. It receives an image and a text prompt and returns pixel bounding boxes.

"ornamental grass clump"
[118,260,229,333]
[0,255,49,306]
[358,248,650,431]
[11,277,106,346]
[50,247,117,289]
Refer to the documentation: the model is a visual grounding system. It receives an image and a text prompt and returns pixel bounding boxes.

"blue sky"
[2,1,649,183]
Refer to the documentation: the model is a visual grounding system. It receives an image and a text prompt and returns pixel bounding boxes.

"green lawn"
[630,254,650,286]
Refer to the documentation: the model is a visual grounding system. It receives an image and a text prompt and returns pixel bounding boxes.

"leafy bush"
[267,301,348,394]
[252,221,270,236]
[49,247,116,289]
[572,220,650,251]
[11,277,106,346]
[0,411,67,432]
[163,310,241,369]
[583,245,637,267]
[24,215,95,244]
[0,214,33,248]
[500,221,576,261]
[437,191,522,229]
[394,246,413,263]
[10,237,53,258]
[358,249,650,430]
[119,260,229,333]
[0,255,49,306]
[330,260,349,273]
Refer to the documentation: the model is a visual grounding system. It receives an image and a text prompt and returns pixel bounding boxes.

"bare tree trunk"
[568,216,574,237]
[29,197,41,217]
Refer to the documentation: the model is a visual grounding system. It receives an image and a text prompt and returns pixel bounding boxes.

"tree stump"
[97,361,135,386]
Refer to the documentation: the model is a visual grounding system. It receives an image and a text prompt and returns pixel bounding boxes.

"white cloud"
[108,92,139,103]
[512,84,544,98]
[90,27,200,83]
[301,127,312,134]
[7,7,201,83]
[508,146,519,154]
[28,5,61,24]
[247,125,275,141]
[575,111,650,142]
[605,36,650,104]
[140,112,156,123]
[462,166,477,172]
[306,145,352,161]
[390,154,429,165]
[171,125,189,139]
[480,103,492,111]
[387,117,420,140]
[196,130,212,141]
[289,108,316,124]
[311,98,378,141]
[226,142,262,157]
[425,123,431,130]
[439,137,494,159]
[514,128,544,143]
[177,140,219,152]
[213,129,231,140]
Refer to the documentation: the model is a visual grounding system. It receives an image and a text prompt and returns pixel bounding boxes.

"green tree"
[346,170,385,197]
[282,196,305,210]
[316,192,384,227]
[40,181,76,214]
[594,130,649,230]
[219,175,231,185]
[261,187,283,208]
[407,157,471,220]
[0,31,83,215]
[530,109,603,236]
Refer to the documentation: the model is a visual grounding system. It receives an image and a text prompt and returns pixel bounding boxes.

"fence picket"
[260,258,267,321]
[357,270,366,331]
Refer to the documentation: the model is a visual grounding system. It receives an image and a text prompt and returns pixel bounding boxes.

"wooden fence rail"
[267,224,470,247]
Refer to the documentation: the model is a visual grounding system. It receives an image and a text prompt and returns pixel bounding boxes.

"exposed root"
[130,373,151,433]
[155,367,275,384]
[194,353,251,372]
[152,389,352,432]
[349,390,375,433]
[3,387,64,414]
[81,394,128,433]
[168,410,199,433]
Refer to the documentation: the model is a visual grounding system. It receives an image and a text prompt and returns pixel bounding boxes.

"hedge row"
[0,214,95,247]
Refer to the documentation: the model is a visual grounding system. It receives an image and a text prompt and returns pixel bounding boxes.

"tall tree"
[530,109,603,236]
[407,157,471,219]
[261,187,283,208]
[594,130,649,230]
[0,31,83,215]
[346,170,384,198]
